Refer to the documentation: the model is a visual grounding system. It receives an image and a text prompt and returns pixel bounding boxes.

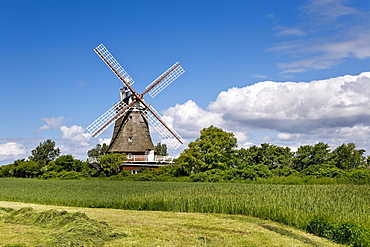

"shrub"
[38,171,83,180]
[190,171,211,182]
[307,215,335,239]
[307,215,370,247]
[272,167,298,177]
[301,164,346,178]
[39,171,59,179]
[346,169,370,183]
[252,164,273,178]
[58,171,83,180]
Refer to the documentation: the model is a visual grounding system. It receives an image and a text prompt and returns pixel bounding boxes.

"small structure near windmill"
[87,44,184,173]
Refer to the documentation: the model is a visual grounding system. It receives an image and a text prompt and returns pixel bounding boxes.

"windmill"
[87,44,184,162]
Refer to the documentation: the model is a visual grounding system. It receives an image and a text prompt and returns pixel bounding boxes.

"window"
[129,116,133,121]
[128,137,132,142]
[127,153,132,159]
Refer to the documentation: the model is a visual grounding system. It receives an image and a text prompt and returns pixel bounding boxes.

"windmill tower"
[87,44,184,163]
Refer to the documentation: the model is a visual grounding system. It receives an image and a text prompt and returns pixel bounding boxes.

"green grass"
[0,178,368,245]
[0,202,345,247]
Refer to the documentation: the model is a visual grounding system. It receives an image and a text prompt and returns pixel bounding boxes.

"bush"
[58,171,83,180]
[252,164,273,178]
[189,166,273,182]
[39,171,59,179]
[346,169,370,183]
[272,167,298,177]
[39,171,83,180]
[301,164,346,178]
[307,215,369,247]
[190,171,211,182]
[307,215,335,239]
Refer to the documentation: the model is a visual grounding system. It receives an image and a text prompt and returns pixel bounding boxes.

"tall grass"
[0,178,369,242]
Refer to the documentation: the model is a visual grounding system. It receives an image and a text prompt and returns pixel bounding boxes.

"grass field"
[0,201,345,247]
[0,178,368,245]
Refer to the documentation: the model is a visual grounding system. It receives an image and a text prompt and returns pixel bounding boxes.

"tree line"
[1,125,369,182]
[172,125,370,182]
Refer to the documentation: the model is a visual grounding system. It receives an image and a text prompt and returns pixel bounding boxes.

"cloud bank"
[164,72,370,151]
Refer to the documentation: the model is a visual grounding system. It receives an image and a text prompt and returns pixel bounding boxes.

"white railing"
[126,155,174,163]
[88,155,175,164]
[155,156,175,163]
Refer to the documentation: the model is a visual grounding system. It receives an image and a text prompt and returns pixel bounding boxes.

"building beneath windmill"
[87,44,184,174]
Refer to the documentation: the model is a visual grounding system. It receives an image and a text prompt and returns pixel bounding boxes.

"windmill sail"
[94,44,135,87]
[86,100,129,137]
[145,62,184,98]
[144,105,184,149]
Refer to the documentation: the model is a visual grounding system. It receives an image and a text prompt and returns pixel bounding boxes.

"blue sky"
[1,0,369,165]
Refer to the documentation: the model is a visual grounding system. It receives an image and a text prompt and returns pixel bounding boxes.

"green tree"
[4,159,42,178]
[87,143,109,157]
[176,125,238,174]
[28,139,60,164]
[330,143,366,171]
[236,144,292,169]
[54,154,84,172]
[29,139,60,165]
[98,153,126,177]
[155,142,168,156]
[235,146,260,167]
[292,142,331,171]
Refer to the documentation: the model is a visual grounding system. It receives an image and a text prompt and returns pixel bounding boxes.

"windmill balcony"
[126,155,174,163]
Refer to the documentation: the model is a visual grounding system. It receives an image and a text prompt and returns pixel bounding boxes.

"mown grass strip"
[0,201,346,247]
[0,206,124,246]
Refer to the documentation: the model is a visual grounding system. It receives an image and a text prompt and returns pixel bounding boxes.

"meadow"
[0,178,369,245]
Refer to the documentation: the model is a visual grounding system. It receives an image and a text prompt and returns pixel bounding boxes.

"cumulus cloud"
[60,125,91,147]
[269,0,370,73]
[0,142,26,162]
[208,72,370,133]
[98,138,111,145]
[163,72,370,152]
[39,117,65,131]
[162,100,224,139]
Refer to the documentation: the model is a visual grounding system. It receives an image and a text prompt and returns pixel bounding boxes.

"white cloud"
[253,74,268,79]
[208,72,370,132]
[162,100,224,139]
[270,0,370,73]
[163,72,370,153]
[277,133,301,141]
[302,0,358,20]
[98,138,111,145]
[275,27,305,36]
[60,125,91,147]
[0,142,26,162]
[39,117,65,131]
